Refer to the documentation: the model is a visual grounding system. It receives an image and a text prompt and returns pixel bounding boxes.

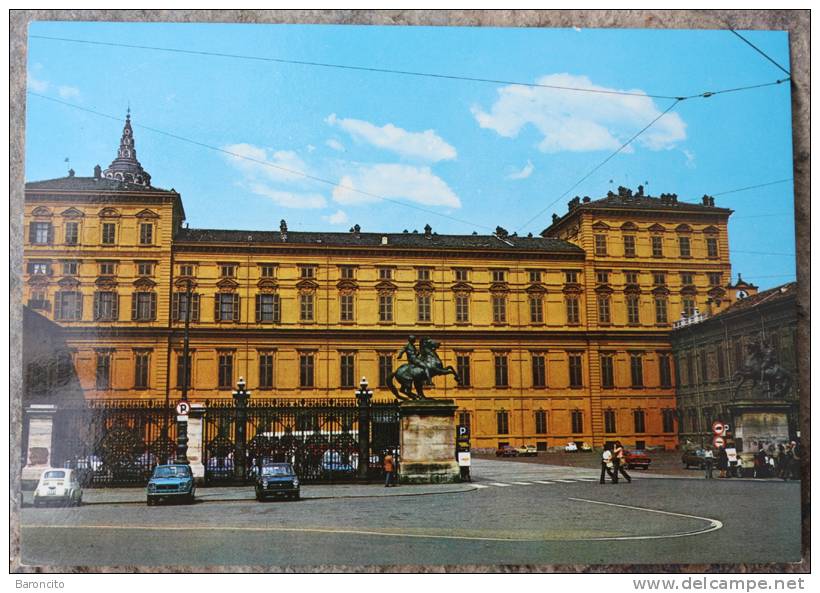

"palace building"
[23,114,752,450]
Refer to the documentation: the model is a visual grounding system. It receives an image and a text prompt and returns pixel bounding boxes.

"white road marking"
[554,479,577,483]
[510,481,533,485]
[576,478,598,482]
[471,484,489,489]
[534,480,554,485]
[489,482,511,487]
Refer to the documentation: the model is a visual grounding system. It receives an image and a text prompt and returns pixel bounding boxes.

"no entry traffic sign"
[713,436,726,448]
[712,421,724,435]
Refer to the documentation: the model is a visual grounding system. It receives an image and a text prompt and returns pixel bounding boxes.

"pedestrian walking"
[783,441,800,481]
[754,445,768,478]
[612,441,632,483]
[600,446,617,484]
[717,445,729,478]
[383,451,396,487]
[703,447,715,479]
[775,444,786,478]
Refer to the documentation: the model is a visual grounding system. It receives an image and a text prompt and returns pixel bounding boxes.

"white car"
[33,468,83,507]
[564,442,578,452]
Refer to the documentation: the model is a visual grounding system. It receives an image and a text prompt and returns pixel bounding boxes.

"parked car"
[495,445,518,457]
[147,464,195,505]
[516,445,538,457]
[682,449,707,469]
[33,468,83,507]
[564,442,578,453]
[580,442,593,452]
[624,450,652,470]
[321,450,356,477]
[255,463,300,501]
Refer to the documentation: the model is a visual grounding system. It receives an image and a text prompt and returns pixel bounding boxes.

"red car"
[624,450,651,470]
[495,445,518,457]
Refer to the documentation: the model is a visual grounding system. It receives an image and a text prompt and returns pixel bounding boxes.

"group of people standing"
[702,440,801,480]
[600,441,632,484]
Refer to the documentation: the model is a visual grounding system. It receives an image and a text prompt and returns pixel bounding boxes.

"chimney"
[424,224,432,238]
[279,219,288,242]
[702,195,710,205]
[68,168,75,178]
[353,223,361,237]
[93,164,102,179]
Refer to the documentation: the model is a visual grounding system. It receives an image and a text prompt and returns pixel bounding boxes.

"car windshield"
[153,466,191,478]
[261,464,292,476]
[44,470,66,479]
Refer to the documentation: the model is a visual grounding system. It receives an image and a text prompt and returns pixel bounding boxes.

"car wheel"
[293,491,300,500]
[147,497,153,506]
[256,492,263,502]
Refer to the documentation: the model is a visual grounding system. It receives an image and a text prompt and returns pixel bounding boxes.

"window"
[99,262,116,276]
[30,221,52,245]
[706,237,719,258]
[378,354,393,388]
[299,353,315,388]
[600,353,614,388]
[378,267,393,280]
[630,353,644,388]
[340,293,355,322]
[596,270,610,284]
[708,272,722,286]
[456,354,471,386]
[494,354,509,387]
[339,266,355,279]
[529,270,542,283]
[172,292,200,322]
[134,351,150,389]
[63,261,79,275]
[659,353,673,388]
[259,352,274,389]
[597,294,611,324]
[604,409,617,433]
[682,297,696,318]
[218,352,234,389]
[496,411,509,435]
[716,346,726,380]
[458,411,472,432]
[733,338,744,371]
[565,296,580,324]
[454,268,469,282]
[564,270,579,284]
[625,271,639,284]
[179,264,194,276]
[492,295,507,323]
[131,292,157,321]
[529,295,544,323]
[653,271,666,285]
[220,264,236,278]
[417,294,432,322]
[651,235,663,257]
[626,294,640,325]
[680,272,694,285]
[655,296,668,324]
[455,294,469,323]
[137,262,154,276]
[95,351,112,389]
[594,234,607,256]
[139,223,153,245]
[532,354,546,388]
[535,410,548,434]
[634,410,646,433]
[378,294,394,322]
[417,267,431,281]
[176,352,192,389]
[64,222,79,245]
[256,294,280,323]
[55,291,82,320]
[93,291,118,321]
[698,352,708,383]
[260,264,276,278]
[340,353,355,389]
[101,223,116,245]
[300,293,315,322]
[295,265,315,279]
[662,410,676,433]
[215,293,239,322]
[571,410,584,433]
[623,235,636,257]
[679,236,691,257]
[28,289,49,309]
[491,269,507,283]
[27,262,50,275]
[568,353,583,388]
[686,351,695,386]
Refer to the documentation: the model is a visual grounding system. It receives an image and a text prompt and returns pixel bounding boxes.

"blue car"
[147,464,195,505]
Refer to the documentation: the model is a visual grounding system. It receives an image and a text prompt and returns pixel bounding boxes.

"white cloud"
[333,164,461,208]
[57,85,80,99]
[27,73,49,92]
[683,149,696,169]
[472,73,686,153]
[507,160,534,180]
[326,138,345,152]
[222,143,309,184]
[247,183,327,209]
[327,113,456,162]
[322,209,349,225]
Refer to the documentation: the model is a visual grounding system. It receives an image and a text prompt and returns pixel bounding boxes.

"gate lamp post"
[175,278,193,465]
[355,376,373,480]
[233,377,251,481]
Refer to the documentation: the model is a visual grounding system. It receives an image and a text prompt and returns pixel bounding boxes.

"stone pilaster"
[187,403,206,483]
[22,404,58,484]
[398,399,460,484]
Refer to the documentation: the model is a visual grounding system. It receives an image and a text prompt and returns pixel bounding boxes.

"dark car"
[147,464,195,505]
[495,445,518,457]
[624,450,652,470]
[682,449,707,469]
[255,463,300,501]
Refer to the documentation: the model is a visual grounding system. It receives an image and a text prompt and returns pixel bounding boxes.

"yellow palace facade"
[23,115,744,450]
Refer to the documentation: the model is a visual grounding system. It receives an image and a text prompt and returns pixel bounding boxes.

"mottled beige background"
[9,9,810,574]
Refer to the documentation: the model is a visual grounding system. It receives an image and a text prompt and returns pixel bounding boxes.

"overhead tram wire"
[728,29,792,77]
[712,178,793,197]
[29,34,788,102]
[28,91,494,233]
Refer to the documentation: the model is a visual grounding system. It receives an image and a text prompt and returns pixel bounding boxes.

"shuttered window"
[258,353,274,389]
[134,351,150,389]
[218,352,234,389]
[55,291,83,321]
[215,293,240,322]
[30,221,53,245]
[532,354,547,388]
[131,292,157,321]
[172,292,200,322]
[255,294,280,323]
[93,291,119,321]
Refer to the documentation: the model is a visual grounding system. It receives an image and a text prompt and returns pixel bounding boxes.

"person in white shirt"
[600,446,616,484]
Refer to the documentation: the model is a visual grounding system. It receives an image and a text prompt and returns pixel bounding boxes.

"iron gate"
[202,398,400,484]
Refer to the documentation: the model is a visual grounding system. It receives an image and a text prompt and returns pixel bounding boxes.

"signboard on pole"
[176,401,190,422]
[457,452,471,467]
[456,424,471,453]
[712,421,724,435]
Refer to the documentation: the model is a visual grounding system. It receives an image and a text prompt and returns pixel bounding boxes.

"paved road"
[20,459,801,567]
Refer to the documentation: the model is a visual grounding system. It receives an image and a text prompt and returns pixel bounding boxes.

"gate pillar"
[22,404,58,485]
[187,403,206,483]
[398,399,460,484]
[232,378,251,481]
[355,377,373,480]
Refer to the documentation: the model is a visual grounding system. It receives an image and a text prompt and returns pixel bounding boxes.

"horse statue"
[733,338,792,398]
[387,337,460,400]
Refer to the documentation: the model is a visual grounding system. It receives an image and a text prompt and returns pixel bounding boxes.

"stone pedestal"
[22,404,57,485]
[187,403,206,483]
[398,399,460,484]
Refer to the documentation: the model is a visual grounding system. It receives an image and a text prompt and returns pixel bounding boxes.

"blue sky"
[25,22,795,289]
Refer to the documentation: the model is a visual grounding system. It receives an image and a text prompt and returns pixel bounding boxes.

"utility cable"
[728,29,791,77]
[712,178,793,196]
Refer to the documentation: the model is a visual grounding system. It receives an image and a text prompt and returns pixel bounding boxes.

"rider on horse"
[397,335,431,383]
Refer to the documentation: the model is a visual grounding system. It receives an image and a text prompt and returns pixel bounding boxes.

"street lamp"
[355,376,373,480]
[233,376,251,481]
[175,278,194,465]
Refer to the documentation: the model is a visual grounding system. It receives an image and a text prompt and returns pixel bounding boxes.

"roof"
[712,282,797,319]
[175,227,584,253]
[25,176,176,194]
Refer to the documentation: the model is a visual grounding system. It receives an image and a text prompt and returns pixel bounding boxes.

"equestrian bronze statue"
[733,337,792,398]
[388,336,460,400]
